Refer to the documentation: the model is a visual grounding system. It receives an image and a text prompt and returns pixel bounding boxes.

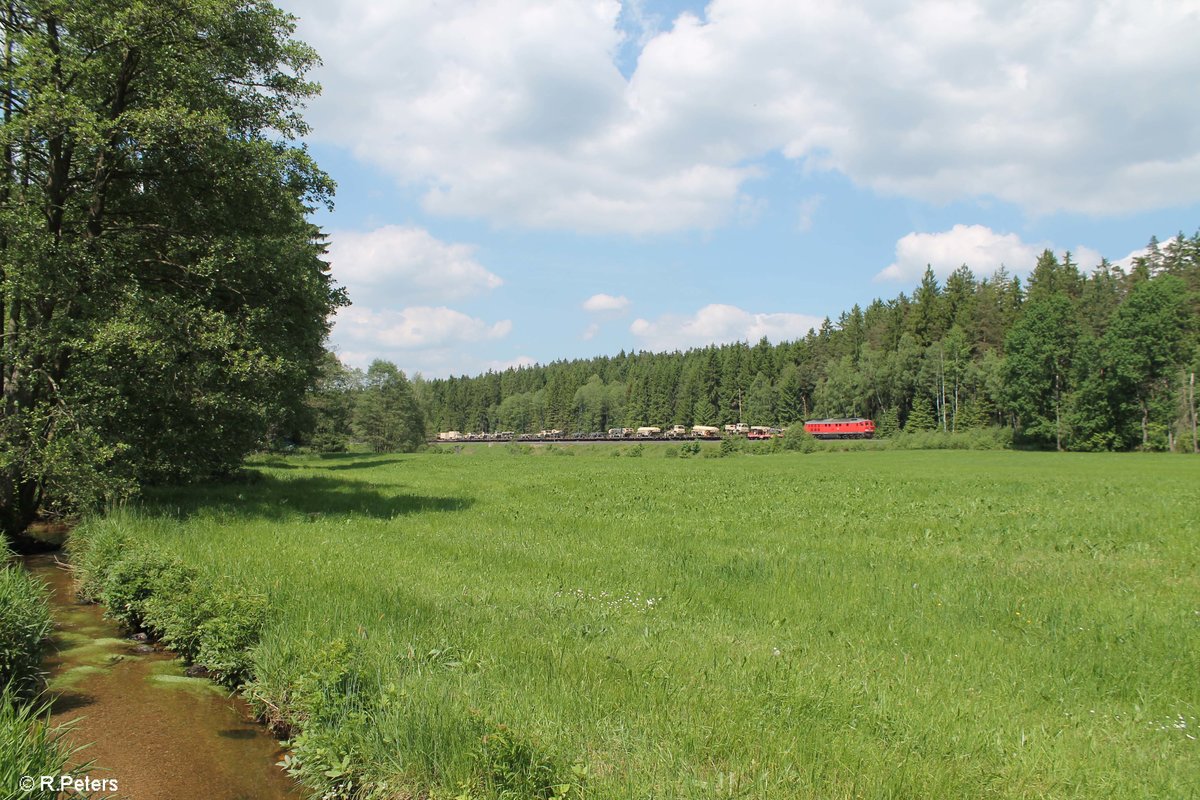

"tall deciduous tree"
[0,1,342,536]
[1002,294,1078,449]
[353,361,425,453]
[1103,276,1191,448]
[304,352,362,453]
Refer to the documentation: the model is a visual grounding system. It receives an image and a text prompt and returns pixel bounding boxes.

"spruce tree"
[905,396,937,432]
[875,407,900,437]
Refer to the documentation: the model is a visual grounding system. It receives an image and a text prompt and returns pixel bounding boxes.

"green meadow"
[83,448,1199,798]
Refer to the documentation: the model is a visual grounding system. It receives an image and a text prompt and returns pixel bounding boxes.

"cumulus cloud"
[1111,245,1150,272]
[334,306,512,350]
[875,224,1148,282]
[327,225,501,304]
[1072,246,1105,271]
[582,293,631,313]
[630,304,822,351]
[876,224,1043,283]
[280,0,1200,232]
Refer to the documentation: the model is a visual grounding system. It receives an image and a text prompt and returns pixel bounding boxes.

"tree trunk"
[939,348,947,431]
[1,475,41,542]
[1141,398,1149,449]
[1054,371,1062,451]
[1185,371,1195,453]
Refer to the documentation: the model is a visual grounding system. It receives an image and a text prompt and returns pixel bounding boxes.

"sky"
[273,0,1200,378]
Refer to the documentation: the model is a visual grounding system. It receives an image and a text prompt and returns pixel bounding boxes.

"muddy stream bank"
[25,553,303,800]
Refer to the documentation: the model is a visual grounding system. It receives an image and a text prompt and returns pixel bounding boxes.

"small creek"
[25,553,303,800]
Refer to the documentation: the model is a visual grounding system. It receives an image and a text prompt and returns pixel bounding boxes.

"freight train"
[436,417,875,442]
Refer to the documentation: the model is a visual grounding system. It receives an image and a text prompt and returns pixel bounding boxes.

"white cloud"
[875,224,1152,283]
[876,224,1042,283]
[630,304,822,351]
[1112,246,1149,272]
[582,293,631,313]
[485,355,538,372]
[1072,246,1105,271]
[796,195,822,233]
[581,322,601,340]
[334,306,511,350]
[280,0,1200,233]
[327,225,501,304]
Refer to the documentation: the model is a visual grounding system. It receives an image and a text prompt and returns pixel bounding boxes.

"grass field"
[83,447,1199,798]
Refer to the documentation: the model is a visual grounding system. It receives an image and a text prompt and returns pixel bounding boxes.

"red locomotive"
[803,417,875,439]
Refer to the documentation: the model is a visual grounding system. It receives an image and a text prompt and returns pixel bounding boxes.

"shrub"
[781,430,817,453]
[881,426,1012,451]
[99,546,182,631]
[473,715,573,800]
[70,518,269,686]
[194,588,269,685]
[139,561,205,657]
[263,638,379,798]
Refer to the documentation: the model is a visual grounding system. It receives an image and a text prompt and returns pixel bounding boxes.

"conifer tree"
[905,396,937,431]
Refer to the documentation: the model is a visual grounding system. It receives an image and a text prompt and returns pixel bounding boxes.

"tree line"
[308,234,1199,454]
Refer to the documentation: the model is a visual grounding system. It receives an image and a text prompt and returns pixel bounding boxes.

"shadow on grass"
[255,454,410,472]
[314,457,409,471]
[145,472,472,522]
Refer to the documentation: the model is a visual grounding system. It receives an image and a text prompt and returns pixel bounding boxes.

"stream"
[24,553,303,800]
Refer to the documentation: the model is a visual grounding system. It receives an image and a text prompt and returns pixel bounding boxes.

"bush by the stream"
[0,543,52,697]
[70,521,267,686]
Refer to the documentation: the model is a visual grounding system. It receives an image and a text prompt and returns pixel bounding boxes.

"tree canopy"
[0,0,343,536]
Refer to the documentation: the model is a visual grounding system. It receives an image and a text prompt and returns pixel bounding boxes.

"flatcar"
[804,417,875,439]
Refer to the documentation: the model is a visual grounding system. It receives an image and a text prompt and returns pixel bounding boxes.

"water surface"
[27,553,303,800]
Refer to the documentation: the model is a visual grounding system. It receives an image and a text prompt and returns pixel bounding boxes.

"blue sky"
[276,0,1200,377]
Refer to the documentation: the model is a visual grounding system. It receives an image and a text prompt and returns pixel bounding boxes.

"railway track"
[427,435,721,445]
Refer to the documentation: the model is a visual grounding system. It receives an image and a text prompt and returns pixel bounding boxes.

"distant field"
[104,448,1199,798]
